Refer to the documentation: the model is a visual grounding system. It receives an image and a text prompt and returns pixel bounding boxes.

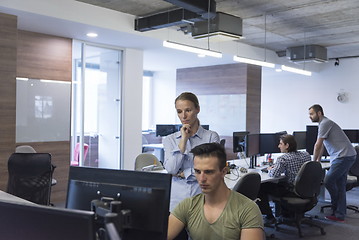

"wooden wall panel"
[177,63,248,95]
[17,30,72,81]
[0,19,72,203]
[0,13,17,190]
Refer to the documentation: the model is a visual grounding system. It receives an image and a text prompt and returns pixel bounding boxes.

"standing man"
[167,143,264,240]
[309,104,356,222]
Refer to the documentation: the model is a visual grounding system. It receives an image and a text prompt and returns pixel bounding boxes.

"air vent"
[286,45,328,63]
[191,12,242,41]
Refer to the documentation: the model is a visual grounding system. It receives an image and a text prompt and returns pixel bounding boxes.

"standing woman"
[163,92,220,211]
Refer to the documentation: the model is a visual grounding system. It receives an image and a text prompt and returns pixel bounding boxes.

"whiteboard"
[197,94,246,136]
[16,78,71,142]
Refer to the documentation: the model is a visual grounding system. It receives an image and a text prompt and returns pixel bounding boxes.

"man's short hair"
[191,143,227,170]
[309,104,324,115]
[280,134,297,152]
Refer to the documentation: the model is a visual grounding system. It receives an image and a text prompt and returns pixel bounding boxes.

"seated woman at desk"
[163,92,220,211]
[257,134,311,225]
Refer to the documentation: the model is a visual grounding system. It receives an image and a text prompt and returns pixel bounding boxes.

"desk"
[0,190,35,205]
[225,159,285,189]
[225,159,331,190]
[143,143,164,163]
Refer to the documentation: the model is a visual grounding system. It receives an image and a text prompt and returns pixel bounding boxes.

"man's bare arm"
[313,138,325,162]
[167,214,185,240]
[240,228,265,240]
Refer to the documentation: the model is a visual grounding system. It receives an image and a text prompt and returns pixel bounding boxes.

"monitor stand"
[249,155,257,169]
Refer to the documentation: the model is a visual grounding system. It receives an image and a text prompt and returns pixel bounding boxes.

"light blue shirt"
[163,126,219,211]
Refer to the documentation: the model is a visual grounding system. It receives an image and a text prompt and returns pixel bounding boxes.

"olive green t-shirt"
[172,191,264,240]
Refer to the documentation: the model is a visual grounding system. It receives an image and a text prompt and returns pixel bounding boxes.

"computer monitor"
[306,125,317,155]
[0,200,96,240]
[155,124,209,137]
[66,166,172,240]
[233,131,249,153]
[201,124,209,130]
[155,124,179,137]
[259,133,281,155]
[293,131,306,150]
[306,125,329,157]
[245,134,260,157]
[343,129,359,143]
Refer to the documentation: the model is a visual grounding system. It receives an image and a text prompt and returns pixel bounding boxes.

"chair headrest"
[293,161,324,198]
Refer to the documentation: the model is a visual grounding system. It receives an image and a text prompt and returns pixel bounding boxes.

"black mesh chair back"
[233,172,261,200]
[293,161,324,198]
[7,153,54,205]
[275,161,325,237]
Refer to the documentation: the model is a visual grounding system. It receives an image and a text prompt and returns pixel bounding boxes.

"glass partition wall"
[72,41,123,169]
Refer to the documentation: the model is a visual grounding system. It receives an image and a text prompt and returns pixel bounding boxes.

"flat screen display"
[0,200,96,240]
[233,131,249,153]
[66,166,172,240]
[246,134,260,157]
[293,131,306,150]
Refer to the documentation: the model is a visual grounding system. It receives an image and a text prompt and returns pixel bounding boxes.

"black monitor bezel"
[245,133,260,157]
[293,131,307,150]
[66,166,172,240]
[343,129,359,143]
[232,131,249,153]
[0,200,96,240]
[259,133,281,155]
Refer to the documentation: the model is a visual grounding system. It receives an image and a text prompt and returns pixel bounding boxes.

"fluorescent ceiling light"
[281,65,312,76]
[16,77,29,81]
[40,79,71,84]
[233,56,275,68]
[86,32,98,38]
[163,41,222,58]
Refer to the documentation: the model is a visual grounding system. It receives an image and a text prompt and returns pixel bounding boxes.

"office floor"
[265,187,359,239]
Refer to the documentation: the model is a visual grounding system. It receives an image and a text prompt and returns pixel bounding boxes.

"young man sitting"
[167,142,264,240]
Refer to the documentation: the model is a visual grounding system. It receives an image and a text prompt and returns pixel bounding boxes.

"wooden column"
[0,13,17,189]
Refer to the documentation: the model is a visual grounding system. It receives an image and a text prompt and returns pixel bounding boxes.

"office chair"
[274,161,325,238]
[7,153,55,205]
[134,153,163,171]
[233,172,261,201]
[220,139,226,148]
[321,145,359,213]
[233,172,276,239]
[15,145,57,187]
[15,145,36,153]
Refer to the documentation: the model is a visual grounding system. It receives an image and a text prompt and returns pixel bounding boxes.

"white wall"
[122,48,143,170]
[151,70,177,127]
[261,58,359,134]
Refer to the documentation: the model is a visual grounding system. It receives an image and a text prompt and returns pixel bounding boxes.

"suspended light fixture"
[233,56,275,68]
[163,41,222,58]
[233,13,275,68]
[281,65,312,76]
[163,1,222,59]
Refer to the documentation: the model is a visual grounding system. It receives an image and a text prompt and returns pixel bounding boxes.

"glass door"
[72,41,123,169]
